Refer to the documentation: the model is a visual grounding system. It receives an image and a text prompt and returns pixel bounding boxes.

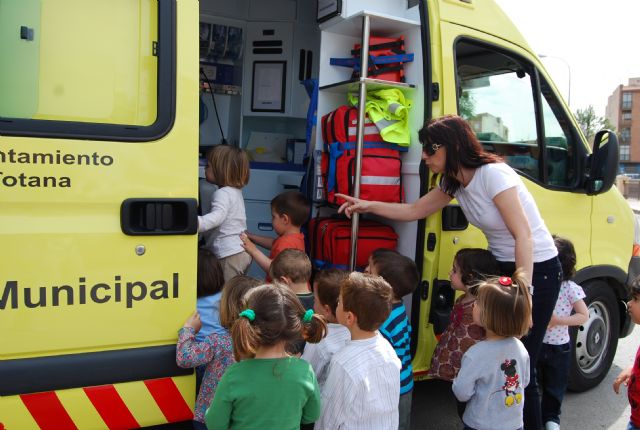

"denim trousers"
[498,256,563,430]
[464,426,522,430]
[538,342,571,424]
[628,421,640,430]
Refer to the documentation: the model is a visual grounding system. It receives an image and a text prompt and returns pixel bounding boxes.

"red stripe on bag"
[20,391,78,430]
[144,378,193,423]
[84,385,140,430]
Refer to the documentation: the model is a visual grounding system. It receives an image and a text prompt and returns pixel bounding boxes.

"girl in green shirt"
[205,282,327,430]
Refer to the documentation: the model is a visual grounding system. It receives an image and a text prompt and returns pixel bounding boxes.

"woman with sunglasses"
[336,114,561,430]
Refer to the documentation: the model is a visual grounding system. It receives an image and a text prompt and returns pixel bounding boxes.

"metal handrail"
[349,14,371,271]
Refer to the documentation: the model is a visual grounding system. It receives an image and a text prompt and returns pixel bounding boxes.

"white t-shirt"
[316,333,401,430]
[301,323,351,387]
[453,163,557,262]
[197,186,246,259]
[544,280,586,345]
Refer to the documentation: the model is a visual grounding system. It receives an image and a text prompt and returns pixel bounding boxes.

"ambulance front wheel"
[567,279,620,392]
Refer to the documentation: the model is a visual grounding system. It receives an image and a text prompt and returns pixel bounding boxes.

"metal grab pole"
[349,15,370,271]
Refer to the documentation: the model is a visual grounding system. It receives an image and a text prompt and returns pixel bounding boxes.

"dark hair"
[231,283,327,360]
[197,248,225,298]
[475,269,532,337]
[269,248,312,283]
[271,191,311,227]
[418,115,500,195]
[219,275,261,329]
[369,249,419,299]
[553,235,576,281]
[629,276,640,300]
[314,269,349,316]
[341,272,393,332]
[207,144,250,188]
[454,248,500,295]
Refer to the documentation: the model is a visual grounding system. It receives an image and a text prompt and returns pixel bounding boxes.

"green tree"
[574,105,616,144]
[459,90,475,119]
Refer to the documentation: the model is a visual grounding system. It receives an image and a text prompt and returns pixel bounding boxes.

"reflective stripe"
[347,124,381,136]
[144,378,193,423]
[3,376,194,430]
[388,102,402,114]
[20,392,77,430]
[357,176,401,185]
[84,385,140,430]
[373,117,399,130]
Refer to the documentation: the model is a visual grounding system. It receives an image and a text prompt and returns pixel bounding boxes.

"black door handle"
[441,205,468,231]
[121,198,198,235]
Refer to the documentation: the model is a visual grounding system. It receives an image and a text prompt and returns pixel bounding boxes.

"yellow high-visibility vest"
[348,88,412,145]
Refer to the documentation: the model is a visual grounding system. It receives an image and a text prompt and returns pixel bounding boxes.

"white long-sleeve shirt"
[198,186,246,259]
[301,323,350,387]
[452,337,530,430]
[316,332,401,430]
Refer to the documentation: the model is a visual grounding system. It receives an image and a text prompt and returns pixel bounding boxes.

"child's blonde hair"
[219,275,261,329]
[207,144,250,188]
[474,269,532,337]
[231,283,327,360]
[269,249,312,284]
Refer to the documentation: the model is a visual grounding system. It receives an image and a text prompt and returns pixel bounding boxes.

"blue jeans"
[628,421,640,430]
[193,420,208,430]
[538,342,571,424]
[498,256,563,430]
[463,426,522,430]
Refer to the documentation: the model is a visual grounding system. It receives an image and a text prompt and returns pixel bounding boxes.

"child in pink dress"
[429,248,500,382]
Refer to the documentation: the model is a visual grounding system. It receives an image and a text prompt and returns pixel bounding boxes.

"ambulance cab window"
[0,0,174,141]
[455,40,577,188]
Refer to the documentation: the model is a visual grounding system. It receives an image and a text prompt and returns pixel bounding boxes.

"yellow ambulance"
[0,0,636,428]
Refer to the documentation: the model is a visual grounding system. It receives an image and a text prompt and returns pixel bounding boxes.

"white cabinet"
[316,10,424,260]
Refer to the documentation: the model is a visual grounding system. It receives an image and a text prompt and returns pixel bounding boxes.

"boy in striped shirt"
[316,272,401,430]
[367,249,419,430]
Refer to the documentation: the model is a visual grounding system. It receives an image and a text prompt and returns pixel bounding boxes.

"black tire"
[567,279,620,392]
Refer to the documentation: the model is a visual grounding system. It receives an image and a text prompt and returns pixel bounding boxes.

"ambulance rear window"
[0,0,175,141]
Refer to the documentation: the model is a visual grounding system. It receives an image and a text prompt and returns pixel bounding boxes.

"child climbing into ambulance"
[176,275,261,430]
[198,144,252,281]
[205,282,327,430]
[240,190,310,279]
[452,270,532,430]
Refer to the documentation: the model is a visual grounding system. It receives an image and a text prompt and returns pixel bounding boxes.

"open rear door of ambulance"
[0,1,200,428]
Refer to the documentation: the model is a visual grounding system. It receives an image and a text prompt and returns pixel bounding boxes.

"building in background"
[467,113,510,142]
[606,78,640,174]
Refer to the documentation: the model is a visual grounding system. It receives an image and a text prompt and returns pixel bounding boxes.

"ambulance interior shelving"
[198,0,424,278]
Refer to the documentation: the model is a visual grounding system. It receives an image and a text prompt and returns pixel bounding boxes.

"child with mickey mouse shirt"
[452,271,532,430]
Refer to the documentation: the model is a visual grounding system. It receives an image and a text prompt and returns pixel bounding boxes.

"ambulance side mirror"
[585,130,619,196]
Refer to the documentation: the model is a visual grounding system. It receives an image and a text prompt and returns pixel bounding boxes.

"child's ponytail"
[510,268,532,314]
[301,310,328,344]
[231,310,260,361]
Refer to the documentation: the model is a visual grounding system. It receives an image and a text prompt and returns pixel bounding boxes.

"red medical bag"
[308,217,398,270]
[321,105,384,144]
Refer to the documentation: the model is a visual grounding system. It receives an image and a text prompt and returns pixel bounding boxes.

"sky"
[494,0,640,117]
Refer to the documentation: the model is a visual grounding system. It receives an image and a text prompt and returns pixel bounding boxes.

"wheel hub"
[575,300,610,374]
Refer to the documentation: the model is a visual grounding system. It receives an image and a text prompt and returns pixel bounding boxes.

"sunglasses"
[423,143,442,156]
